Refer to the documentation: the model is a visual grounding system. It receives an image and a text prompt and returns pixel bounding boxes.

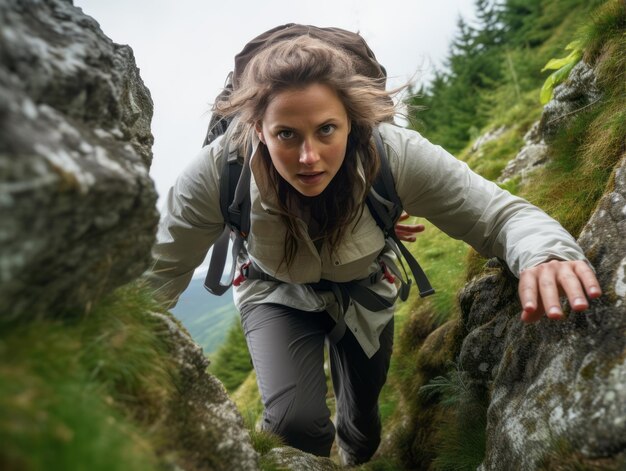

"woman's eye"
[277,130,294,140]
[319,124,335,136]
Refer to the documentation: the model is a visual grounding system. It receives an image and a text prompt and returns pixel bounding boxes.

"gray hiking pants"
[240,303,394,459]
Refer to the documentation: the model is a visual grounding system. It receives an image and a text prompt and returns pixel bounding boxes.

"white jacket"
[149,123,588,357]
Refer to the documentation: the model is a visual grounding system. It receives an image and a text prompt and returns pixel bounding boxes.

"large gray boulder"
[0,0,159,319]
[460,155,626,470]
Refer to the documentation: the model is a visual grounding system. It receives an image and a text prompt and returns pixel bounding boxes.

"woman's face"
[256,83,351,197]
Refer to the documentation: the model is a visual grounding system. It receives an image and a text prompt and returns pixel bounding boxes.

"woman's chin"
[291,176,329,197]
[294,186,326,198]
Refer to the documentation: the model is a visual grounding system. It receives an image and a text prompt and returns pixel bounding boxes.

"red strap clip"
[233,261,251,287]
[380,260,395,284]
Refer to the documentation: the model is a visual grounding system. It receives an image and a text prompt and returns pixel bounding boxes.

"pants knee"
[263,390,334,456]
[336,406,381,461]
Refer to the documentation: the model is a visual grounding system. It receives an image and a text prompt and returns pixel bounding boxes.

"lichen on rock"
[0,0,159,319]
[463,156,626,470]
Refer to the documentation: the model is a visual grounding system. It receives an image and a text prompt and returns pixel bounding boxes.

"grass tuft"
[0,281,174,471]
[250,429,286,456]
[419,365,488,471]
[536,437,626,470]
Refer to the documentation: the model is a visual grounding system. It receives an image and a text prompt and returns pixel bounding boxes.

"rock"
[0,0,159,319]
[498,121,549,184]
[497,61,604,186]
[539,61,602,142]
[499,62,602,185]
[264,446,340,470]
[470,125,507,154]
[150,312,259,471]
[461,156,626,470]
[458,267,519,383]
[418,319,463,373]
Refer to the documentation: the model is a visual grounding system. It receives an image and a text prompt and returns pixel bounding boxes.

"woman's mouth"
[297,172,325,185]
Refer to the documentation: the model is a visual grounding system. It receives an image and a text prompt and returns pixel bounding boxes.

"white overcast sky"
[74,1,476,208]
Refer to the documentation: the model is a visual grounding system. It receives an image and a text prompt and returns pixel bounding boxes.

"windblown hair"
[214,35,400,269]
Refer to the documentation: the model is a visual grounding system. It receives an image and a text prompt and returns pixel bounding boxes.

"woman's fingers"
[394,216,425,242]
[555,260,602,312]
[574,261,603,299]
[395,228,425,242]
[395,223,425,234]
[519,260,602,323]
[398,211,410,222]
[519,271,542,321]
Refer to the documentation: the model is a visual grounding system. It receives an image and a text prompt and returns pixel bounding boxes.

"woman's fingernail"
[549,306,562,316]
[574,297,586,307]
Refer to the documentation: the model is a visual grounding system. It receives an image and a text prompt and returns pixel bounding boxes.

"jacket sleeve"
[381,123,588,277]
[145,141,226,306]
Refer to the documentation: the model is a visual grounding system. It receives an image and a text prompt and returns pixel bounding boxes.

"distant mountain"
[171,276,237,355]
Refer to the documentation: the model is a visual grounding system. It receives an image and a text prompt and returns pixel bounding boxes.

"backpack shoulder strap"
[367,127,435,298]
[370,127,403,226]
[204,126,251,295]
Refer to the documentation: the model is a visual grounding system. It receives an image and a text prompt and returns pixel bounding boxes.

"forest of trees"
[409,0,606,153]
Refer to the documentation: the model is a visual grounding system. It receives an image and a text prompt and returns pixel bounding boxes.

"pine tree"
[209,320,253,392]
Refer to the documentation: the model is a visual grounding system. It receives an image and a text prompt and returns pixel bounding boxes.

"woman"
[149,34,601,464]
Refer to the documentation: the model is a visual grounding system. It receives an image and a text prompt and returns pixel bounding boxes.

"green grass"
[519,80,625,236]
[463,126,526,181]
[536,437,626,470]
[581,0,626,78]
[420,366,488,471]
[0,281,175,471]
[250,429,286,455]
[401,219,469,326]
[232,370,264,432]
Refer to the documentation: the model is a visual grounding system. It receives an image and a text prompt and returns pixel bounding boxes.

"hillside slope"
[171,277,237,355]
[377,1,625,470]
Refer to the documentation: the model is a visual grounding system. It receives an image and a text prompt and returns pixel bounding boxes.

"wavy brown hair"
[214,35,400,269]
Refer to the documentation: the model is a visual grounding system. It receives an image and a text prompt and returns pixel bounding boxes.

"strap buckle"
[379,260,395,284]
[233,261,251,287]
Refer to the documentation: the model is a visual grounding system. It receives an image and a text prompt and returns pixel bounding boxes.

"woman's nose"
[299,139,321,165]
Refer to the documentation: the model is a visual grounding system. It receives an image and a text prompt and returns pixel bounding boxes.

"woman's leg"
[329,317,394,464]
[239,303,336,456]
